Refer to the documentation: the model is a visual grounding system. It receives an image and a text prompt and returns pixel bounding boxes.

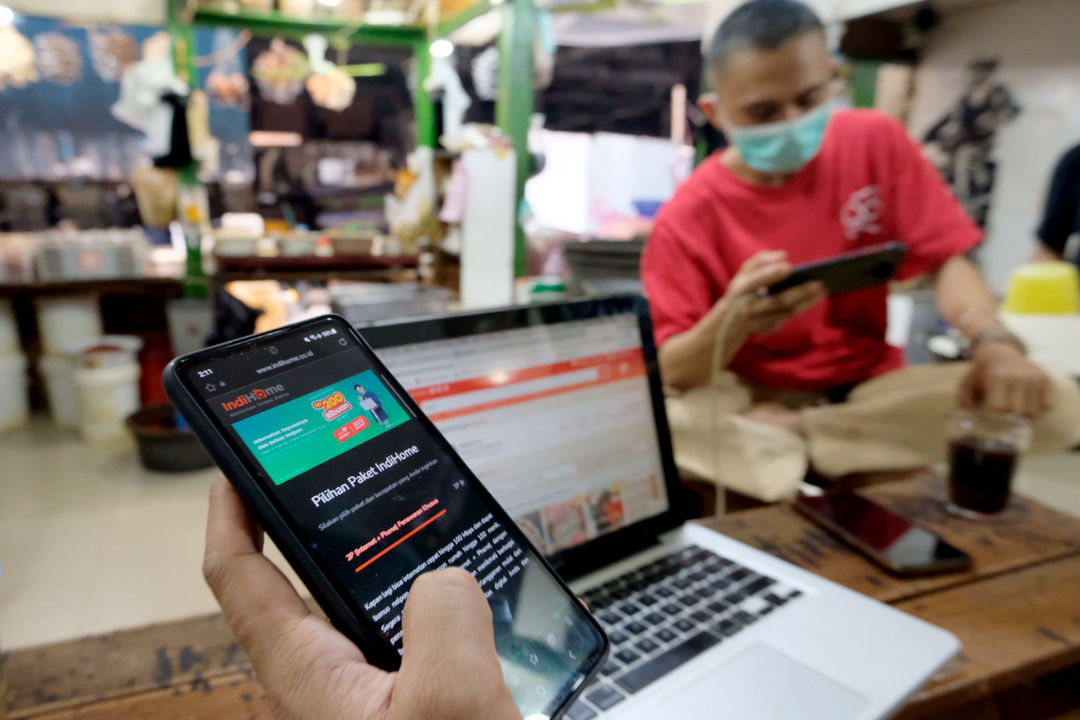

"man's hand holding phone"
[169,314,608,716]
[713,251,826,366]
[204,477,522,720]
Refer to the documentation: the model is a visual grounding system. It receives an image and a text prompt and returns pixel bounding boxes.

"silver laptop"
[362,295,958,720]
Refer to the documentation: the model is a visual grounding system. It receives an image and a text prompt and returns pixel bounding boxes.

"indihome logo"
[221,384,287,412]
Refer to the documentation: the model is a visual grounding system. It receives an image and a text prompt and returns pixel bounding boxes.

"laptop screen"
[372,309,673,558]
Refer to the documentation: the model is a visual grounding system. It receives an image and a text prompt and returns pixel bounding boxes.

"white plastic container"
[77,335,144,369]
[0,352,29,433]
[40,354,80,428]
[39,335,144,428]
[166,298,214,356]
[73,362,141,442]
[35,296,103,356]
[0,299,17,355]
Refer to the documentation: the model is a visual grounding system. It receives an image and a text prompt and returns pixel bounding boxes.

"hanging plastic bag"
[35,32,82,85]
[0,24,38,89]
[88,27,138,82]
[206,29,251,109]
[385,147,437,246]
[303,35,356,112]
[252,37,309,105]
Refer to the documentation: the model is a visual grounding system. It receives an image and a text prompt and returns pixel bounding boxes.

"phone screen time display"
[185,321,605,718]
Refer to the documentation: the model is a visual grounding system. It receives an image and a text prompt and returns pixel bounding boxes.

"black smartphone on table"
[793,492,972,577]
[164,314,608,718]
[766,241,908,296]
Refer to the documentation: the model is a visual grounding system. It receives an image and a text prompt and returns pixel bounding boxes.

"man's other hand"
[958,343,1054,418]
[202,476,522,720]
[655,251,826,389]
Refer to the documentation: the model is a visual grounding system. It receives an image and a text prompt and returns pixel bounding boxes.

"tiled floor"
[0,420,306,651]
[1,419,1078,651]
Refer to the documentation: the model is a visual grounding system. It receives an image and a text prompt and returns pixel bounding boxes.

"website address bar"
[420,367,601,415]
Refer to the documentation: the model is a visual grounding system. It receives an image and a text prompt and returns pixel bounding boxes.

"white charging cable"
[709,293,753,516]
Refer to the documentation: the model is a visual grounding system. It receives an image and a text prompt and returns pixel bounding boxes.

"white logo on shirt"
[841,185,884,240]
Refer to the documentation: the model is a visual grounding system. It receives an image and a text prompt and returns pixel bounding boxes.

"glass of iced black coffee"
[946,409,1033,518]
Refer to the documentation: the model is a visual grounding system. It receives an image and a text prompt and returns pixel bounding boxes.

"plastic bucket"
[126,404,214,473]
[0,352,29,433]
[73,362,141,442]
[77,335,144,370]
[40,354,80,428]
[35,296,103,355]
[0,299,17,355]
[166,298,214,357]
[39,335,144,428]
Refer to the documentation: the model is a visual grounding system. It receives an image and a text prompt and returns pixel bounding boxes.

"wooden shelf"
[0,255,423,295]
[214,254,420,283]
[0,276,185,296]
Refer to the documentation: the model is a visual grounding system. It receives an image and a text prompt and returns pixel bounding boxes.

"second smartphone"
[164,314,608,718]
[794,492,972,577]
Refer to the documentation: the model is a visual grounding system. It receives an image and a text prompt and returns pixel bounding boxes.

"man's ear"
[698,92,723,129]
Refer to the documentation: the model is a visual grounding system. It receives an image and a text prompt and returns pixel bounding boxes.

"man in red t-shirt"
[643,0,1080,501]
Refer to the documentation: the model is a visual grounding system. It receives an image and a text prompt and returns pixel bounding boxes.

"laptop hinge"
[553,530,664,583]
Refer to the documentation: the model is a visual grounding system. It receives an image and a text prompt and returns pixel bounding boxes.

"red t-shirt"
[642,109,981,392]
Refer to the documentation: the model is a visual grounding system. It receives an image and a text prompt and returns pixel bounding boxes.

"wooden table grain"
[5,472,1080,719]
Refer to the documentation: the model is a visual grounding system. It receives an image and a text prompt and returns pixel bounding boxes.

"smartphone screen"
[174,316,607,717]
[794,493,971,574]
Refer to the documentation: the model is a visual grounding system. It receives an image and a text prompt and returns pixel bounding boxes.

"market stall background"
[0,17,251,185]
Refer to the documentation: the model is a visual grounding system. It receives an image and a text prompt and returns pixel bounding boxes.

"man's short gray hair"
[706,0,825,71]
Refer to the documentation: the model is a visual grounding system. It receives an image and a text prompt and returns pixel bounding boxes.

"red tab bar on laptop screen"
[408,349,646,422]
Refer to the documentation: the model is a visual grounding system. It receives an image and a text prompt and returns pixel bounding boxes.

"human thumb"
[392,568,522,720]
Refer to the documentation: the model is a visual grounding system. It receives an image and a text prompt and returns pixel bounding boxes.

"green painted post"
[167,0,209,299]
[414,38,436,148]
[851,61,881,109]
[167,0,197,88]
[496,0,535,279]
[176,165,209,300]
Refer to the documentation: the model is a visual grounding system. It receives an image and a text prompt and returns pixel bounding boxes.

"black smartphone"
[163,314,608,718]
[766,241,908,296]
[793,492,972,577]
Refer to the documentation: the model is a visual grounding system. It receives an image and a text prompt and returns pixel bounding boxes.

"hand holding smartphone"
[164,315,607,718]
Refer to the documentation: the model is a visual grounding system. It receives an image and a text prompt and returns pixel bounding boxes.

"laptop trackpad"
[661,644,868,719]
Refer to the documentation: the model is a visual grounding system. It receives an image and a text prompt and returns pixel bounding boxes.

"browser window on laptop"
[374,312,671,557]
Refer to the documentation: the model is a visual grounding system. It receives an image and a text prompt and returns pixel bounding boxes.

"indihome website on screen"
[375,313,671,557]
[188,328,601,716]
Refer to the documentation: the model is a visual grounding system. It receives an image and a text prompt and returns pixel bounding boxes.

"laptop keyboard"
[566,545,803,719]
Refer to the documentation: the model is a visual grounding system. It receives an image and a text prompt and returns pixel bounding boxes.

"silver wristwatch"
[968,325,1027,357]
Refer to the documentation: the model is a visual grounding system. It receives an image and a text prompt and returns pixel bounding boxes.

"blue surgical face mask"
[724,101,834,175]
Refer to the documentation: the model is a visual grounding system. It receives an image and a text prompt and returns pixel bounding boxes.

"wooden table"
[697,473,1080,720]
[5,473,1080,719]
